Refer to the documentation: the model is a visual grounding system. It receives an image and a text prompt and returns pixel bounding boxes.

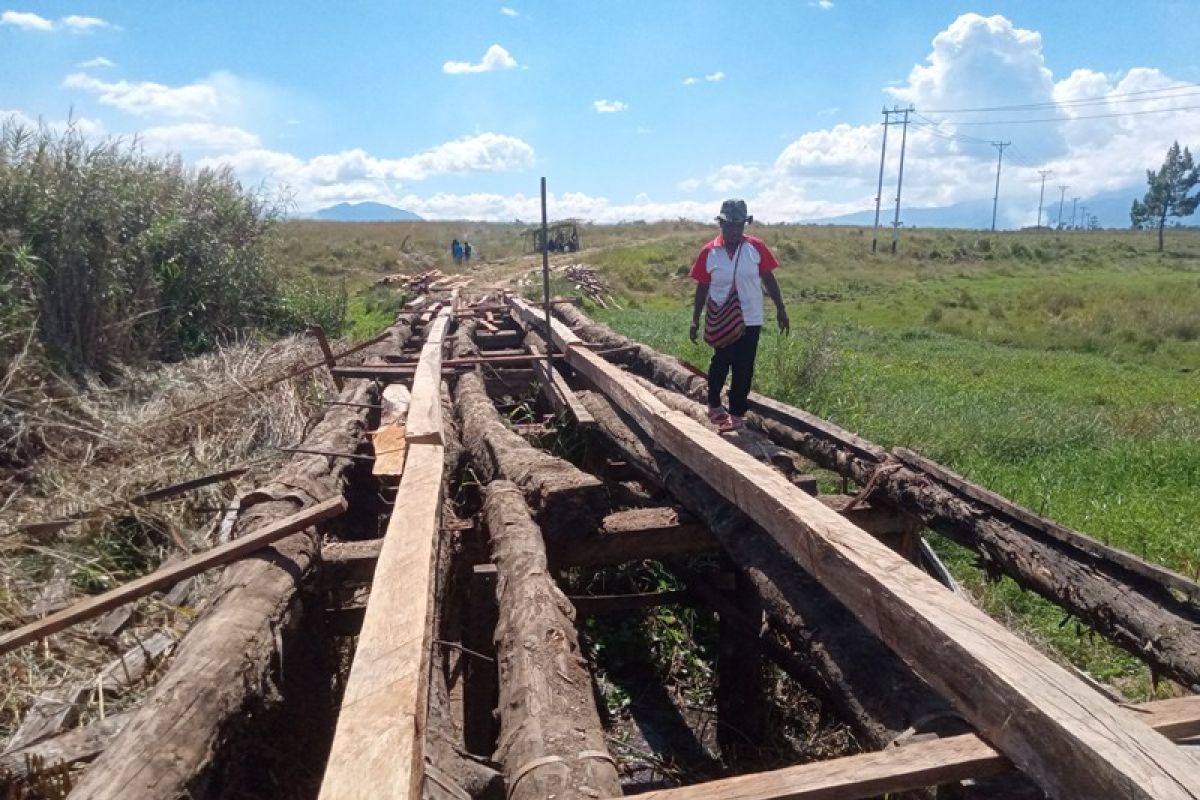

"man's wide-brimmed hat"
[716,199,752,224]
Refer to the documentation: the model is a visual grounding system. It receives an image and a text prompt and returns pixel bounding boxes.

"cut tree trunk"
[482,480,623,800]
[561,305,1200,690]
[69,320,415,800]
[575,389,955,750]
[454,371,607,541]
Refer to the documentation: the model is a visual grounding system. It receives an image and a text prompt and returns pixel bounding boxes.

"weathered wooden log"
[425,387,504,800]
[69,319,416,800]
[482,480,623,800]
[560,305,1200,690]
[455,371,607,540]
[575,389,954,751]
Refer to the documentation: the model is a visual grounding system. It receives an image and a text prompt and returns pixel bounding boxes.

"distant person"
[451,239,463,265]
[463,241,473,263]
[689,199,789,433]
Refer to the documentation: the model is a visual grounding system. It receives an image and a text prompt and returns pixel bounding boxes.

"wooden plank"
[522,324,596,428]
[893,447,1200,601]
[405,308,451,443]
[508,297,1200,800]
[319,311,449,799]
[318,439,445,800]
[632,696,1200,800]
[372,384,411,477]
[548,508,717,567]
[0,496,347,656]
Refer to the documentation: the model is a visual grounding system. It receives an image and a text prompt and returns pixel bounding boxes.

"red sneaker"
[707,406,734,432]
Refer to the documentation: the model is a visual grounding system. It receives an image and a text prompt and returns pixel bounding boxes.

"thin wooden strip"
[632,696,1200,800]
[0,496,347,655]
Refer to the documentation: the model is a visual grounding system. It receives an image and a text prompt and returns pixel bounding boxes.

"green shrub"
[0,120,282,373]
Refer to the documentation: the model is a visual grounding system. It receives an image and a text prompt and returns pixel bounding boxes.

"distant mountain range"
[314,202,422,222]
[810,188,1141,230]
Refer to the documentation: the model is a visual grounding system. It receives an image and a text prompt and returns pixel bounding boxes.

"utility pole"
[890,106,913,254]
[1057,185,1069,229]
[871,107,893,254]
[990,141,1010,231]
[1079,205,1088,231]
[1036,169,1052,229]
[1070,197,1079,229]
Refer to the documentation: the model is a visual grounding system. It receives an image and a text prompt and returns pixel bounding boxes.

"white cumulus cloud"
[500,7,519,16]
[62,14,110,32]
[1,11,53,30]
[63,72,224,120]
[593,99,627,113]
[683,71,724,86]
[78,56,115,68]
[443,44,518,75]
[137,123,261,154]
[197,132,536,210]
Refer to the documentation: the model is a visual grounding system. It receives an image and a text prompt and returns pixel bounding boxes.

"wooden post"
[309,325,344,390]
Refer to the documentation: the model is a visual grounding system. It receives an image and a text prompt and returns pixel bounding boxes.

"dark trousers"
[707,325,761,416]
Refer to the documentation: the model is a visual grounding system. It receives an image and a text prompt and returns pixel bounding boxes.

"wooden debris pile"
[542,263,620,308]
[375,270,473,294]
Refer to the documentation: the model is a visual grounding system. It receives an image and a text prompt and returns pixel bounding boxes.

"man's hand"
[777,309,790,335]
[689,320,700,343]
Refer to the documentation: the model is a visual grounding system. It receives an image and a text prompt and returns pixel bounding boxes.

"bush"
[0,120,282,375]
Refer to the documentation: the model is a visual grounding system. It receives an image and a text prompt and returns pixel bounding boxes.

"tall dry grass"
[0,120,290,473]
[0,333,334,748]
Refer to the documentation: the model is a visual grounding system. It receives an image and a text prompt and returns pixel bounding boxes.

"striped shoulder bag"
[703,245,746,349]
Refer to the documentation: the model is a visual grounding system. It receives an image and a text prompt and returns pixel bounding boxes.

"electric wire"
[920,81,1200,114]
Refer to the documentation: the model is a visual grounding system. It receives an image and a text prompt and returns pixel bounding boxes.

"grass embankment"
[590,225,1200,695]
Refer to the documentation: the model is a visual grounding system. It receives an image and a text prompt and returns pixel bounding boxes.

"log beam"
[483,480,622,800]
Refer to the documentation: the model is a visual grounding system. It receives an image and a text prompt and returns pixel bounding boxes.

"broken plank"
[510,296,1200,800]
[631,695,1200,800]
[372,384,412,477]
[0,496,347,656]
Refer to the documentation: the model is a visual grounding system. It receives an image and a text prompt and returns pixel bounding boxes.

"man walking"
[688,199,789,432]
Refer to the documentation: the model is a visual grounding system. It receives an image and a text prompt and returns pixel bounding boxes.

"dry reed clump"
[0,332,337,752]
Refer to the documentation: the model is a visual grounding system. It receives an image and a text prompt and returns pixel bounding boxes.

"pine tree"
[1130,141,1200,252]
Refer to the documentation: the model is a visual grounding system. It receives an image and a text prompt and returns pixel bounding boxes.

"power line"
[923,103,1200,127]
[920,81,1200,113]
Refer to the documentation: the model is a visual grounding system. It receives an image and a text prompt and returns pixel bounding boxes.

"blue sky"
[3,1,1199,224]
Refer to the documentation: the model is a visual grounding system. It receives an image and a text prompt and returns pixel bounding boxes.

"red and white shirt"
[689,234,779,326]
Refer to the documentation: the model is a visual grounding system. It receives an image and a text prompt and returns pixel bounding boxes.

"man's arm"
[762,272,790,335]
[689,282,707,343]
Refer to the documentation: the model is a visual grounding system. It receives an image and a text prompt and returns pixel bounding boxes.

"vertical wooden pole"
[309,325,344,390]
[540,177,554,366]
